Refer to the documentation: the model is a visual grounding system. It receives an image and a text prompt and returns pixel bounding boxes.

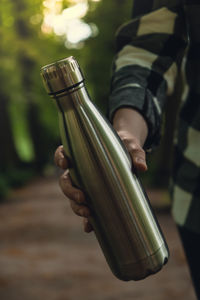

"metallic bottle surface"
[41,56,169,281]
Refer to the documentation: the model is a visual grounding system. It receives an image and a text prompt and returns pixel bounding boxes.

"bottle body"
[41,57,169,280]
[55,85,168,281]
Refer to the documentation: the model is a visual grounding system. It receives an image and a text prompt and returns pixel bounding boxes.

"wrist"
[112,108,148,147]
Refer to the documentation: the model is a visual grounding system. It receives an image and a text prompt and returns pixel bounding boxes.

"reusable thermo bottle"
[41,56,169,281]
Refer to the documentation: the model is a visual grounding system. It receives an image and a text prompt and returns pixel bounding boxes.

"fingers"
[83,218,93,233]
[55,145,92,233]
[59,170,90,218]
[131,149,148,172]
[118,132,148,172]
[54,145,69,169]
[69,200,91,218]
[59,170,86,203]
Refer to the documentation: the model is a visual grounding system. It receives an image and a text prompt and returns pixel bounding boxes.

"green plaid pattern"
[108,0,200,233]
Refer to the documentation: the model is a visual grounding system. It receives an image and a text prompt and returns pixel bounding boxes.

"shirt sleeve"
[108,2,188,149]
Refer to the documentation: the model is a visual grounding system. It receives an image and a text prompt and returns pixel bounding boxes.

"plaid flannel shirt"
[108,0,200,233]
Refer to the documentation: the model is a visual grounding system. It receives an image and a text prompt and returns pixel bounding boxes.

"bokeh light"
[41,0,100,47]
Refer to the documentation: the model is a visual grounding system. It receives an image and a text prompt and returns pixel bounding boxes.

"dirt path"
[0,177,196,300]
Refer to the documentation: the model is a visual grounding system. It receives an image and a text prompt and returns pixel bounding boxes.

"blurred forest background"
[0,0,177,199]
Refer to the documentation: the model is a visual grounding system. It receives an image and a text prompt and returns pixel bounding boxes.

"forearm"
[109,2,187,150]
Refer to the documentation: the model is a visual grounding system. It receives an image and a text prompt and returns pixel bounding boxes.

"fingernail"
[135,157,148,170]
[78,207,90,217]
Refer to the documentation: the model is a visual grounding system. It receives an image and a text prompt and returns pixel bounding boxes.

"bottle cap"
[40,56,84,97]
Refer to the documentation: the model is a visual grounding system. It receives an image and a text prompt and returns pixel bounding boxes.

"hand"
[113,108,148,172]
[55,108,149,233]
[54,145,93,233]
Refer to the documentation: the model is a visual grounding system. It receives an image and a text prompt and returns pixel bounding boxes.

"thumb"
[130,148,148,172]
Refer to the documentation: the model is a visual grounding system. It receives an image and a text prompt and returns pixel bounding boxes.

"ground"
[0,176,197,300]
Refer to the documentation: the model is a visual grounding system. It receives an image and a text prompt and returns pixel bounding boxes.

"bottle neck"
[54,83,90,114]
[49,81,85,99]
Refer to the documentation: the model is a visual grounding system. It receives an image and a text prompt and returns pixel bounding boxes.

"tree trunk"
[11,0,53,170]
[0,92,20,172]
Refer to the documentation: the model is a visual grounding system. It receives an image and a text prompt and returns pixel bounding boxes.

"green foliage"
[82,0,133,113]
[0,0,133,197]
[0,0,173,198]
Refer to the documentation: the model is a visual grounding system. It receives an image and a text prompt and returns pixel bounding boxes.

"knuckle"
[59,171,72,197]
[54,145,63,159]
[117,131,140,151]
[70,201,87,217]
[54,145,68,169]
[59,170,69,184]
[130,147,145,158]
[70,201,81,215]
[74,191,84,204]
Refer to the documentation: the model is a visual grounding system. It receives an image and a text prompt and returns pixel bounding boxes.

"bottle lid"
[41,56,84,96]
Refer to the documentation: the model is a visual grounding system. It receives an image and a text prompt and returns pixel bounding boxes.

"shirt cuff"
[108,86,161,150]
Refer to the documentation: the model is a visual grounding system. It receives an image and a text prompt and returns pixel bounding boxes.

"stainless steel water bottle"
[41,56,169,281]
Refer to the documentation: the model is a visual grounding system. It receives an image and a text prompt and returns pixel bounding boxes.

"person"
[54,1,200,298]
